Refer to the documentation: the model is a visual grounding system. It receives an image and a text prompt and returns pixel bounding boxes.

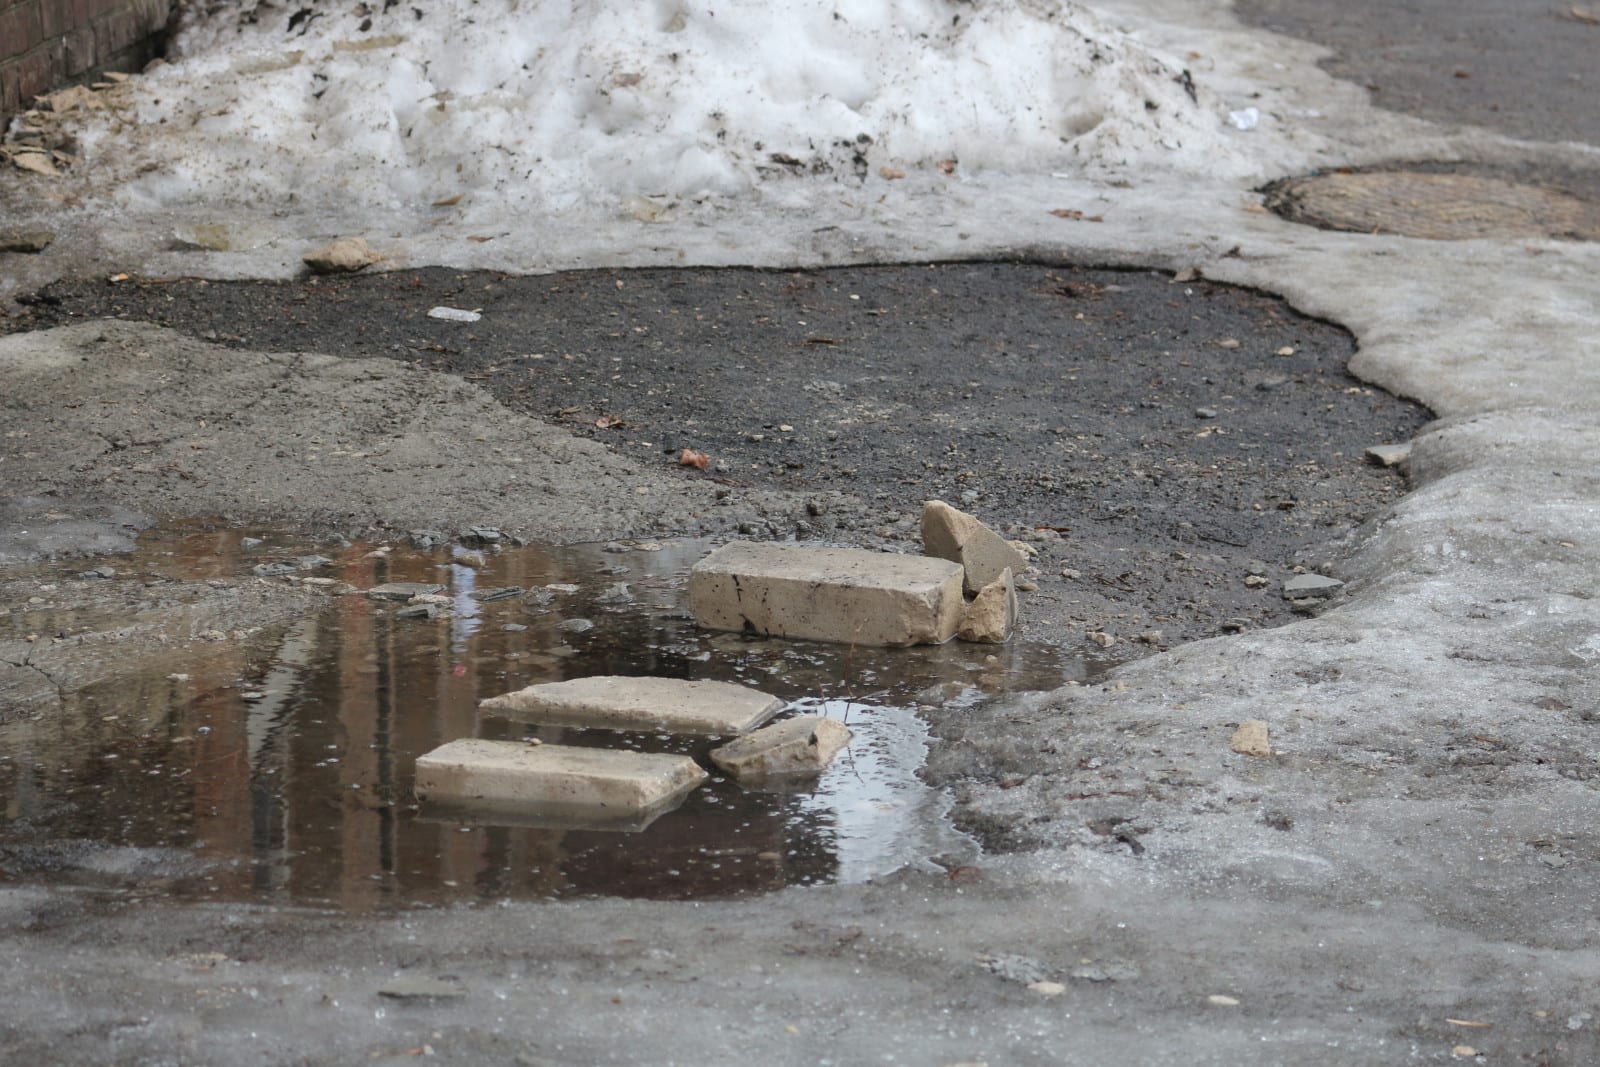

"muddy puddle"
[0,523,1107,910]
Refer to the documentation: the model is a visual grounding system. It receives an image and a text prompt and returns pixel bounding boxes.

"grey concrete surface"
[3,0,1600,1064]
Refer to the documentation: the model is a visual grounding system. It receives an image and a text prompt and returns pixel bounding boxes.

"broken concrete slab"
[1282,574,1345,599]
[709,716,852,780]
[958,567,1019,644]
[413,739,706,820]
[921,500,1028,595]
[479,675,782,736]
[689,541,964,646]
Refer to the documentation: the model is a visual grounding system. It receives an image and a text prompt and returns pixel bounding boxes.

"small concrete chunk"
[921,500,1028,595]
[303,236,381,273]
[1230,720,1272,757]
[414,738,706,816]
[1282,574,1345,599]
[709,716,851,780]
[1365,442,1412,467]
[0,231,54,254]
[480,675,782,736]
[958,567,1018,643]
[367,581,446,601]
[689,542,964,646]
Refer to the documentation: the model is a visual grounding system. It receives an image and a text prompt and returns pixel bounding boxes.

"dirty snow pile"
[72,0,1248,219]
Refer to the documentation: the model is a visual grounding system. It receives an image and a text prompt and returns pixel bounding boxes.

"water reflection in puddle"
[0,523,1105,910]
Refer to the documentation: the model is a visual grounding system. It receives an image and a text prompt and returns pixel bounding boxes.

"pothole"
[1263,169,1600,241]
[0,521,1104,910]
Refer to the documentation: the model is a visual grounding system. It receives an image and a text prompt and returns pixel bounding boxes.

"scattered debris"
[879,166,906,180]
[302,236,382,273]
[709,716,852,780]
[1228,107,1260,130]
[252,555,331,577]
[1027,981,1067,996]
[1049,208,1104,222]
[1230,719,1272,757]
[470,586,522,602]
[679,448,711,468]
[367,582,446,601]
[427,306,482,322]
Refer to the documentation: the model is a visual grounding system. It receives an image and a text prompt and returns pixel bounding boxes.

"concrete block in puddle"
[413,739,706,822]
[480,675,782,737]
[922,500,1027,595]
[709,716,851,780]
[689,542,964,646]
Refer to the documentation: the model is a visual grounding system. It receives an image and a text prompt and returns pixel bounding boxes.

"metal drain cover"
[1264,170,1600,241]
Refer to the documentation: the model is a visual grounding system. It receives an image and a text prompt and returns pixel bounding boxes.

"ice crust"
[82,0,1245,217]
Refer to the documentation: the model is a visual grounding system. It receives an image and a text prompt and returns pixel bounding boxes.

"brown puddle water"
[0,524,1105,911]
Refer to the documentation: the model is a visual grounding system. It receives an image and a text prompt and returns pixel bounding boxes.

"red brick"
[11,43,61,102]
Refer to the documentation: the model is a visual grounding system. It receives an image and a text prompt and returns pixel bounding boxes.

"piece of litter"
[1208,994,1240,1006]
[428,306,482,322]
[1027,981,1066,996]
[1228,107,1260,131]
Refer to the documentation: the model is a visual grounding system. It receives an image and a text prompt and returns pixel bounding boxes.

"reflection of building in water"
[0,533,846,908]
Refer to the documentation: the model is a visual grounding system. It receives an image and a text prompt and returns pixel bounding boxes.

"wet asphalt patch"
[3,262,1431,654]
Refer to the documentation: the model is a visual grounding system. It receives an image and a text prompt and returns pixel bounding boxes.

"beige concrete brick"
[689,541,964,646]
[414,738,706,820]
[480,675,782,736]
[921,499,1028,595]
[709,716,851,780]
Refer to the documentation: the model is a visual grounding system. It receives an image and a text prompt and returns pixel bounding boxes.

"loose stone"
[1282,574,1344,599]
[1230,720,1272,757]
[1365,442,1413,467]
[302,236,381,274]
[921,500,1028,596]
[709,715,852,779]
[958,568,1018,644]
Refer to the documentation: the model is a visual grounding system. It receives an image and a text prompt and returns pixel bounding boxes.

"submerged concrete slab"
[921,500,1028,596]
[688,542,964,646]
[709,716,852,780]
[413,739,706,820]
[479,675,782,736]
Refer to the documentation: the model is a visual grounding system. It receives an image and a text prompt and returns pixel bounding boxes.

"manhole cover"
[1264,170,1600,241]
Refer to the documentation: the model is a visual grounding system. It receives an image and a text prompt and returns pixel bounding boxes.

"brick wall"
[1,0,171,122]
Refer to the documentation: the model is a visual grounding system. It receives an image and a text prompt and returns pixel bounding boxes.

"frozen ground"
[3,0,1600,1063]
